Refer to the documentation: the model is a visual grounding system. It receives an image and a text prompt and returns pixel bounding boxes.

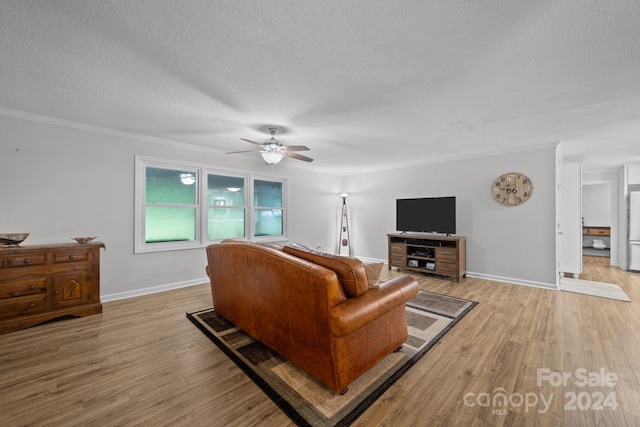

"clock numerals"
[492,173,533,206]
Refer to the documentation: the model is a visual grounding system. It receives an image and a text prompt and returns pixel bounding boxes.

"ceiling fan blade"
[282,145,310,152]
[240,138,264,146]
[226,149,261,154]
[287,152,314,162]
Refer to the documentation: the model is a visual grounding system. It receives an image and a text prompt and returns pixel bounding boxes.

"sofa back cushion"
[283,243,369,298]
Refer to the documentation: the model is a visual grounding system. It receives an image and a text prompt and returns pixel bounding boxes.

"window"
[254,179,283,237]
[206,174,246,240]
[145,167,198,244]
[135,157,287,253]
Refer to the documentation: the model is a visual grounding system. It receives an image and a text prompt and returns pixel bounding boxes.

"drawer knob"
[54,290,60,295]
[28,303,36,308]
[24,259,31,264]
[68,255,75,259]
[29,285,36,290]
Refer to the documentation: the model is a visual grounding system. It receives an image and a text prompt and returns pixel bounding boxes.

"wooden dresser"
[0,242,104,334]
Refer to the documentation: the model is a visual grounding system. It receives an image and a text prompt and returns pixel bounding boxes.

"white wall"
[344,147,558,288]
[1,113,558,296]
[583,184,611,226]
[0,114,341,300]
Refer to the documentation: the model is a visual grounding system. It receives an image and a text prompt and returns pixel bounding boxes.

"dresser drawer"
[0,294,48,320]
[390,244,405,255]
[6,253,46,268]
[436,263,457,275]
[53,250,90,264]
[0,277,47,299]
[437,248,456,256]
[390,256,405,267]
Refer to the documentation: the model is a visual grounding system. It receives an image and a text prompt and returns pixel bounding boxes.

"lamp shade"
[261,151,284,164]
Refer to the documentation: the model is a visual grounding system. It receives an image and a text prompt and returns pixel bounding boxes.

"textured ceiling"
[2,1,640,174]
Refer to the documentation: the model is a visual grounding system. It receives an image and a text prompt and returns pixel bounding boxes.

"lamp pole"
[339,193,351,256]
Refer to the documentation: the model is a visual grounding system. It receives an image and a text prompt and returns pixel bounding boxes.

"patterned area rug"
[186,291,476,426]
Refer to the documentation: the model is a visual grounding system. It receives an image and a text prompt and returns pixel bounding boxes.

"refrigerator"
[629,191,640,271]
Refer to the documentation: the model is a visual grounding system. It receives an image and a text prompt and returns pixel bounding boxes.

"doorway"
[582,180,618,266]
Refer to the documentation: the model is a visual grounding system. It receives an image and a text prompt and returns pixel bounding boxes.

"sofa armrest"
[329,275,419,337]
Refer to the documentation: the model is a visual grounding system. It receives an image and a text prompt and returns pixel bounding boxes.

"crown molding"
[0,107,331,174]
[0,107,227,155]
[0,107,561,177]
[340,140,560,177]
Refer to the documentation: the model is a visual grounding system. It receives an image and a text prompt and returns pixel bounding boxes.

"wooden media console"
[388,233,466,281]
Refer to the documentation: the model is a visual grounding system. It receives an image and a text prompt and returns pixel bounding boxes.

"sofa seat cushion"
[363,261,384,288]
[283,243,370,298]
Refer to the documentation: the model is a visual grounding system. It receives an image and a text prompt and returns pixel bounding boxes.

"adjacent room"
[1,1,640,426]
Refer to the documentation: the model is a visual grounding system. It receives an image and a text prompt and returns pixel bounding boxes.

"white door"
[558,163,583,278]
[629,192,640,241]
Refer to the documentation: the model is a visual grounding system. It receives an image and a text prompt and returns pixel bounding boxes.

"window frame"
[134,156,288,253]
[251,175,288,241]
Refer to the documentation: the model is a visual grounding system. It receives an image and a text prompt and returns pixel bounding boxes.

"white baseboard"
[100,267,557,303]
[101,277,208,302]
[465,272,558,290]
[359,257,559,290]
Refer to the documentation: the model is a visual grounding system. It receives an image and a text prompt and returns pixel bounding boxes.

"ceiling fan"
[226,127,313,164]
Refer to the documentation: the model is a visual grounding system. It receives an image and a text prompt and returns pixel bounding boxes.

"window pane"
[254,180,282,207]
[207,174,246,240]
[255,208,282,236]
[145,206,196,243]
[207,175,245,206]
[146,167,196,204]
[208,208,245,240]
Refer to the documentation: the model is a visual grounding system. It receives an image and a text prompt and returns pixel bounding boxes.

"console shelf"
[387,233,466,281]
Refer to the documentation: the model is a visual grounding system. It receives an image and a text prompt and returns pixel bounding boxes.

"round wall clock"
[492,172,533,206]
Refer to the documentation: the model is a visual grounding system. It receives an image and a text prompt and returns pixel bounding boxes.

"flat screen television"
[396,196,456,235]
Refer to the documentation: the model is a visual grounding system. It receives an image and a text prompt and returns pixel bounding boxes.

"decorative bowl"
[0,233,30,247]
[72,236,97,244]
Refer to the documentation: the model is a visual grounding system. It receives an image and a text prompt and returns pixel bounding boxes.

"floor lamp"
[338,193,351,256]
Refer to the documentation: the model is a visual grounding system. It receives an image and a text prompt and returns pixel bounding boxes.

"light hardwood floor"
[1,256,639,426]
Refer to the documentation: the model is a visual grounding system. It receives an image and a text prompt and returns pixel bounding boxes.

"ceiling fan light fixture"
[261,151,285,164]
[229,127,313,163]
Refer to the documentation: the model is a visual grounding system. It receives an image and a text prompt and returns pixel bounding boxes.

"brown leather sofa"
[205,240,419,393]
